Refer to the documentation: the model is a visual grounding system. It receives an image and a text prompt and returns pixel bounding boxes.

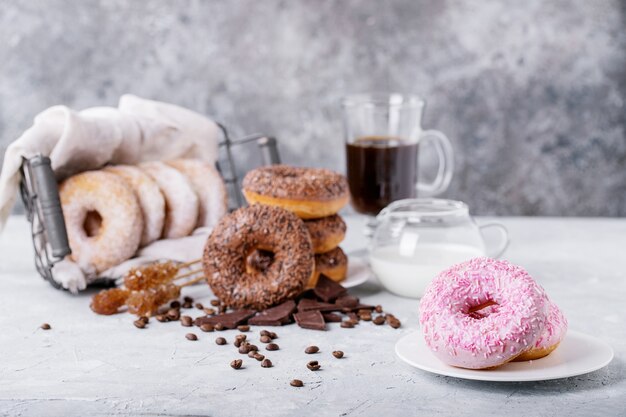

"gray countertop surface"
[0,215,624,417]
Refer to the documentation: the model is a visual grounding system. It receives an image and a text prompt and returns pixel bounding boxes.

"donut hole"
[83,211,103,237]
[467,300,499,320]
[246,249,275,273]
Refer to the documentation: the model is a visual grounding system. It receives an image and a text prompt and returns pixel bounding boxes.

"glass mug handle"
[478,223,510,258]
[416,130,454,197]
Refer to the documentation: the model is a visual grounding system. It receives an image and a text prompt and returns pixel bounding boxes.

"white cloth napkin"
[0,95,221,292]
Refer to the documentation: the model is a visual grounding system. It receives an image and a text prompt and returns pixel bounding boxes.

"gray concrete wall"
[1,0,625,216]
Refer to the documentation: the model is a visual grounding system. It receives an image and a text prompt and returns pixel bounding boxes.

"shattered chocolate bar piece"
[313,275,347,303]
[294,310,326,331]
[249,300,296,326]
[298,298,339,312]
[322,312,343,323]
[194,310,256,329]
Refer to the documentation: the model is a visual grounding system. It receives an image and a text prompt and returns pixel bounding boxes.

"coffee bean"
[305,346,319,354]
[261,359,273,368]
[215,323,225,331]
[167,308,180,321]
[290,379,304,387]
[248,344,259,352]
[156,314,168,323]
[340,321,354,329]
[203,308,216,315]
[269,332,278,339]
[215,337,227,345]
[185,333,198,341]
[139,316,149,324]
[254,353,265,361]
[234,339,243,348]
[210,299,221,307]
[332,350,344,359]
[170,300,181,309]
[180,315,193,327]
[359,313,372,322]
[266,343,279,351]
[260,330,271,337]
[348,313,359,322]
[260,335,272,343]
[133,320,145,329]
[184,296,193,303]
[200,323,215,332]
[247,350,257,358]
[239,345,251,354]
[307,360,321,371]
[39,323,51,330]
[373,316,385,325]
[375,305,383,313]
[230,359,243,369]
[237,325,250,332]
[389,319,401,329]
[182,301,193,309]
[195,303,204,310]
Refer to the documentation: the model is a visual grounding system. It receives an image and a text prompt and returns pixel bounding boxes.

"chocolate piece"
[297,298,339,312]
[294,311,326,331]
[194,310,256,329]
[335,295,359,308]
[249,300,296,326]
[313,275,347,303]
[322,312,343,323]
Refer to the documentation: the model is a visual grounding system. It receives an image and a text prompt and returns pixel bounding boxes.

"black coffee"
[346,136,418,215]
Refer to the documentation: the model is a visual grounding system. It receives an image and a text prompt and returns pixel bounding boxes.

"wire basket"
[19,124,280,290]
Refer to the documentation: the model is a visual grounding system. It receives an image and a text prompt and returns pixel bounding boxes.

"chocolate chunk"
[335,295,359,308]
[313,275,347,303]
[297,298,338,312]
[294,311,326,331]
[322,312,343,323]
[313,274,347,303]
[194,310,256,329]
[249,300,296,326]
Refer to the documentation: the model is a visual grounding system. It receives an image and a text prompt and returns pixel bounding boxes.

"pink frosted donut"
[105,165,165,246]
[419,258,549,369]
[165,159,227,228]
[139,162,199,239]
[513,301,567,361]
[59,171,143,274]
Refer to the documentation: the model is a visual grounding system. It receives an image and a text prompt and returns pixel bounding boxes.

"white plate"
[342,257,371,288]
[395,329,614,382]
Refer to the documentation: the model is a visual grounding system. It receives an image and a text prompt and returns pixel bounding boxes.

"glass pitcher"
[368,198,509,298]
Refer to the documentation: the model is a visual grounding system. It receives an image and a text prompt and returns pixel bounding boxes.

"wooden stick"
[179,258,201,269]
[175,268,203,280]
[179,275,206,287]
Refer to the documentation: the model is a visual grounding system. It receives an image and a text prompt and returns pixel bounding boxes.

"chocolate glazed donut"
[203,204,314,310]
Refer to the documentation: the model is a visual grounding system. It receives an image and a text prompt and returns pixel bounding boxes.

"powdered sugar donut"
[59,171,143,274]
[419,258,549,369]
[513,301,567,361]
[140,161,199,239]
[166,159,227,228]
[105,165,165,246]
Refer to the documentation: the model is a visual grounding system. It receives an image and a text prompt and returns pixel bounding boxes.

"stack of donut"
[58,159,227,274]
[241,165,350,288]
[419,258,568,369]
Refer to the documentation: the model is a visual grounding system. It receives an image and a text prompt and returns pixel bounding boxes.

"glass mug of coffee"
[342,93,454,215]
